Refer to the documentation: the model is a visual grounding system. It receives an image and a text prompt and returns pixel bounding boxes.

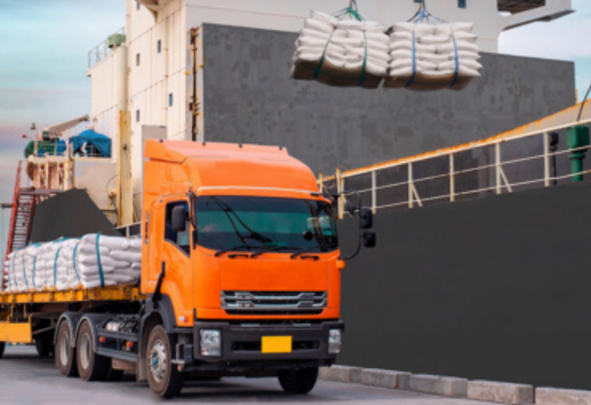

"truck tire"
[146,325,185,398]
[76,321,110,381]
[35,336,54,358]
[0,341,5,359]
[278,367,319,395]
[55,321,78,377]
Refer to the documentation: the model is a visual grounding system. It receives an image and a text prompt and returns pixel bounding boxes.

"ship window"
[165,201,191,254]
[157,40,162,54]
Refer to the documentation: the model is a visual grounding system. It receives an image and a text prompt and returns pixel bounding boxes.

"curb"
[469,380,534,404]
[318,366,546,404]
[319,365,362,384]
[410,374,468,398]
[536,387,591,405]
[361,369,411,390]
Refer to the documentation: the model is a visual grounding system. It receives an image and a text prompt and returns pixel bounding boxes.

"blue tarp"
[69,129,111,158]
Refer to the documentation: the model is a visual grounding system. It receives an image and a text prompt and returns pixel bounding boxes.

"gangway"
[2,162,59,290]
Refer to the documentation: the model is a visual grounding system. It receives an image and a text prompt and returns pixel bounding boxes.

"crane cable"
[408,0,427,22]
[577,81,591,122]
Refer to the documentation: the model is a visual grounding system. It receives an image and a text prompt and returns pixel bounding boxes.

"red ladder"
[2,162,38,290]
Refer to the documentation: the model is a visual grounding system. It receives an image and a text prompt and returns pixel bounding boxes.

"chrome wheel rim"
[149,340,167,383]
[59,331,70,366]
[80,333,91,370]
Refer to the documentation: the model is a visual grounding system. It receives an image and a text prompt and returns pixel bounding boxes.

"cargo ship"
[4,0,591,395]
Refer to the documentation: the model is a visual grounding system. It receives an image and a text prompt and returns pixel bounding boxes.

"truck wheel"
[76,321,110,381]
[55,321,78,377]
[35,336,54,358]
[146,325,185,398]
[278,367,319,395]
[0,341,5,359]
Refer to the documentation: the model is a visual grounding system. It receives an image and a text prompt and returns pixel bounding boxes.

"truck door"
[160,200,194,326]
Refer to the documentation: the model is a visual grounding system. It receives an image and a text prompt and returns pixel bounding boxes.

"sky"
[0,0,590,256]
[0,0,126,257]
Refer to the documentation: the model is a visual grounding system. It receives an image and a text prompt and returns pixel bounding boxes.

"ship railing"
[29,140,111,160]
[88,27,126,69]
[319,117,591,218]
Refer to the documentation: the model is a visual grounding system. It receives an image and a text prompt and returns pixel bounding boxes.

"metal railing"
[319,118,591,217]
[88,27,126,69]
[29,140,110,160]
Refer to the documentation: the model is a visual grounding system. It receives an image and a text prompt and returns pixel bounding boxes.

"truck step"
[95,347,138,363]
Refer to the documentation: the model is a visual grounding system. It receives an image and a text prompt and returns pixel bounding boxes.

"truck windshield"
[194,196,338,253]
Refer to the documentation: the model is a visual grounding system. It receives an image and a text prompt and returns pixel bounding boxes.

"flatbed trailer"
[0,286,144,350]
[0,285,144,306]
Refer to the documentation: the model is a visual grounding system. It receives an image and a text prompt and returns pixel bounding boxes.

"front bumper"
[193,320,344,364]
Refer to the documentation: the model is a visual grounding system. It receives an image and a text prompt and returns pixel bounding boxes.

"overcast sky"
[0,0,589,255]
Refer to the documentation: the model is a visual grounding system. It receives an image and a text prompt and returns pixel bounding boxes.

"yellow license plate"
[261,336,292,353]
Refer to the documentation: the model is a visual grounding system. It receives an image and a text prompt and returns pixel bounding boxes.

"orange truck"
[0,140,375,397]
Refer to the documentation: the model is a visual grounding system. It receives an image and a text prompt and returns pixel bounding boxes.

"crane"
[42,114,89,140]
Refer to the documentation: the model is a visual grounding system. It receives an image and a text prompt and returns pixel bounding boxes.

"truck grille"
[222,291,327,315]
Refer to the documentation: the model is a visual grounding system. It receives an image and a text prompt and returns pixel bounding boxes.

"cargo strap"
[313,30,337,81]
[449,35,460,89]
[32,255,37,289]
[96,233,105,288]
[314,5,367,85]
[53,247,62,286]
[359,31,368,86]
[405,31,417,88]
[21,251,28,289]
[72,240,81,283]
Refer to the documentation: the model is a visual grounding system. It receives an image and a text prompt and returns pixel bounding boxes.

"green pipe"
[570,152,586,182]
[566,125,590,183]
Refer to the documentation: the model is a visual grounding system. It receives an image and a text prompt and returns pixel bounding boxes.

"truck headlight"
[328,329,342,354]
[200,330,221,357]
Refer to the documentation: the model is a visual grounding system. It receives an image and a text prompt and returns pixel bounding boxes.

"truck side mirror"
[171,205,188,232]
[345,200,356,216]
[360,207,373,229]
[363,231,376,248]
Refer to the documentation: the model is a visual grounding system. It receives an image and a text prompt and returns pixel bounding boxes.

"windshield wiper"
[251,246,301,258]
[210,197,273,244]
[215,245,252,257]
[290,246,327,259]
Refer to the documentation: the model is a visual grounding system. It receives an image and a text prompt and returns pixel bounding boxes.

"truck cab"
[138,141,355,396]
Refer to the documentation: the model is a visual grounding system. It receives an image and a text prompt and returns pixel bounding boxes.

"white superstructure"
[86,0,573,224]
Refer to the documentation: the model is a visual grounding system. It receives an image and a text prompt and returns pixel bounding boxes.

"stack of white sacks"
[291,10,390,89]
[2,234,142,293]
[385,22,481,91]
[291,10,482,91]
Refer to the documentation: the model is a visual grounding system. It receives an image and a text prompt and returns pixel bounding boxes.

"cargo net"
[291,0,482,91]
[2,234,142,293]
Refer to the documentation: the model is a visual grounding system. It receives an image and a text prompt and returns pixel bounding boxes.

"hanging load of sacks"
[290,3,390,89]
[290,1,482,91]
[2,233,142,293]
[385,8,482,91]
